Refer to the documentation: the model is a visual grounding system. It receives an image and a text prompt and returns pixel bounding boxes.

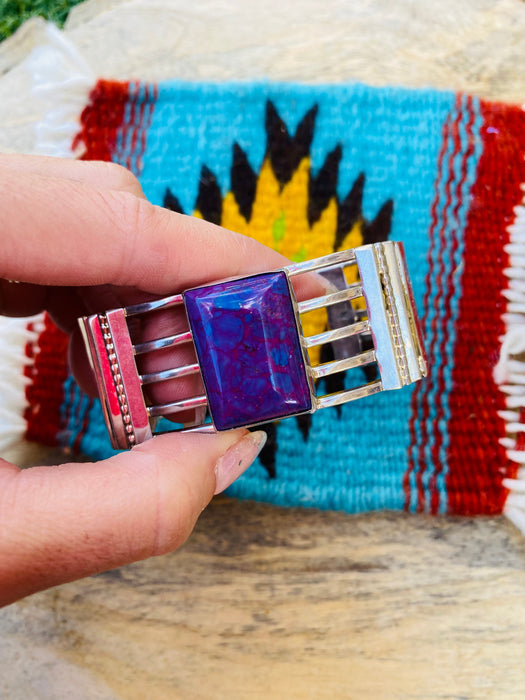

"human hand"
[0,155,320,607]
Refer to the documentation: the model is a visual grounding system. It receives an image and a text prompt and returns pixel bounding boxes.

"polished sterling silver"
[79,241,427,450]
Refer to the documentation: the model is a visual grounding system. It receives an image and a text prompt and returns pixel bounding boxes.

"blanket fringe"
[27,21,94,158]
[496,183,525,534]
[0,315,44,456]
[1,26,94,460]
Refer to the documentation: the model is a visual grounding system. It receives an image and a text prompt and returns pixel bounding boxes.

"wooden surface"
[0,1,525,697]
[1,501,525,699]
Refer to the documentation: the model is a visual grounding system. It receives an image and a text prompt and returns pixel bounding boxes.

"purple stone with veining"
[184,272,312,430]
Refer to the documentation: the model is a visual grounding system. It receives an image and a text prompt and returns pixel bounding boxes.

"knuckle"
[143,451,198,557]
[94,189,185,292]
[94,161,143,195]
[98,190,159,287]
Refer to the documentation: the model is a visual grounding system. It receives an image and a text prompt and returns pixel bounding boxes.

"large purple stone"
[184,271,312,430]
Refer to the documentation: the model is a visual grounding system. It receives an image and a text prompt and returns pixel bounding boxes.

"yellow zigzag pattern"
[194,157,365,365]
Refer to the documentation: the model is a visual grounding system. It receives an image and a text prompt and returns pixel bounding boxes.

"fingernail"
[214,430,267,495]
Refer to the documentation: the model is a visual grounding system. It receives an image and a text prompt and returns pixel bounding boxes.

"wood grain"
[63,0,525,102]
[1,500,525,699]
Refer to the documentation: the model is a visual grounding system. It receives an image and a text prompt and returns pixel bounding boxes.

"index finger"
[0,167,319,298]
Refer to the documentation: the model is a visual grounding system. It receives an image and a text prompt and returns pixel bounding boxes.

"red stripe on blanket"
[24,314,69,446]
[404,96,464,512]
[417,95,468,513]
[446,102,525,515]
[72,79,130,162]
[428,96,477,514]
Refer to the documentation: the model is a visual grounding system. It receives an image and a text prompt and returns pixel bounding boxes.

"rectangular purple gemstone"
[184,271,312,430]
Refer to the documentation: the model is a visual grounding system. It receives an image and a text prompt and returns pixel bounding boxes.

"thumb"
[0,430,266,607]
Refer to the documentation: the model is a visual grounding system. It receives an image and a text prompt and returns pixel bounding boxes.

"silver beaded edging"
[99,314,136,447]
[374,244,410,386]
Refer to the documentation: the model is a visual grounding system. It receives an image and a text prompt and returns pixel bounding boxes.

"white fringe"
[495,173,525,534]
[0,25,94,462]
[0,315,44,456]
[27,21,95,158]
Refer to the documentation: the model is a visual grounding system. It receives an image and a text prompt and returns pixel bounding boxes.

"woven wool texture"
[22,79,525,516]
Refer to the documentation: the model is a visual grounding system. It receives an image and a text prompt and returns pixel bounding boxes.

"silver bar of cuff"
[310,349,376,380]
[140,362,201,385]
[316,381,383,409]
[286,249,357,276]
[354,242,427,391]
[304,320,370,348]
[147,395,208,418]
[297,284,363,313]
[125,294,184,316]
[134,330,193,355]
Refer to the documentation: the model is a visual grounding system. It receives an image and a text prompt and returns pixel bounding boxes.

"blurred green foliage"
[0,0,85,41]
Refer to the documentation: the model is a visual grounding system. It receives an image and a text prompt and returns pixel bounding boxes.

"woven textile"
[7,78,525,522]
